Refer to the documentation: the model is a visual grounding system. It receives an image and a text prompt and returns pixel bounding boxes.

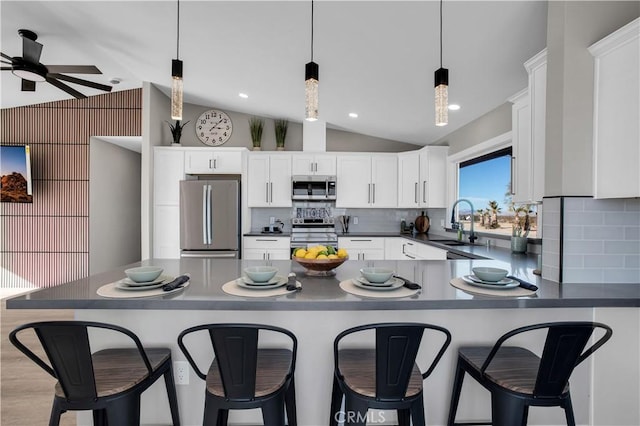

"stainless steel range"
[290,203,338,250]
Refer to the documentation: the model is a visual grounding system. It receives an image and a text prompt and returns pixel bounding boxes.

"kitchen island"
[7,258,639,426]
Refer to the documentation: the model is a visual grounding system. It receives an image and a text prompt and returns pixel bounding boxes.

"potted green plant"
[166,120,189,146]
[248,117,264,151]
[511,203,531,253]
[274,119,288,151]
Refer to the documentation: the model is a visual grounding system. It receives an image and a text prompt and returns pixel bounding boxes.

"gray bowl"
[472,267,509,282]
[125,266,163,283]
[360,267,395,283]
[244,266,278,283]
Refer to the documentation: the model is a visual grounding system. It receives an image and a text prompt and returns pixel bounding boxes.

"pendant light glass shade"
[434,67,448,127]
[305,61,319,121]
[171,59,183,120]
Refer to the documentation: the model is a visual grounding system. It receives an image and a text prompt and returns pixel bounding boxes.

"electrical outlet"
[269,217,275,224]
[174,361,189,385]
[353,216,358,225]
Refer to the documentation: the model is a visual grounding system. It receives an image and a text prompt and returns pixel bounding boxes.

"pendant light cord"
[176,0,180,59]
[310,0,314,62]
[439,0,443,68]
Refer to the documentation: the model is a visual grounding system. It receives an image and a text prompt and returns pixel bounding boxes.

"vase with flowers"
[511,203,531,253]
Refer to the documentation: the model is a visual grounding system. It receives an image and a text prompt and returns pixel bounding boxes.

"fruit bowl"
[292,256,349,276]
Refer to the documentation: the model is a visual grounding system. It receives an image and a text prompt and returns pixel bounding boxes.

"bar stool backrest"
[9,321,153,403]
[209,327,259,399]
[375,326,424,400]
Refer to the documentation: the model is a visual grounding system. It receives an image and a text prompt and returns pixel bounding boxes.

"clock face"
[195,109,233,146]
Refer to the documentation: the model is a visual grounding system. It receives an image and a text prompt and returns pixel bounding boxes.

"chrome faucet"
[451,199,478,244]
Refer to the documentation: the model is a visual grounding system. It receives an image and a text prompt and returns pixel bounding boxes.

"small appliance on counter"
[262,219,284,234]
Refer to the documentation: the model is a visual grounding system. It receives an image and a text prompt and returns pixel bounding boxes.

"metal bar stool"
[330,322,452,426]
[9,320,180,426]
[447,321,613,426]
[177,323,297,425]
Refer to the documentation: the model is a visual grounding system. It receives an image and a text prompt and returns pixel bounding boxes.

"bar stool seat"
[447,321,612,426]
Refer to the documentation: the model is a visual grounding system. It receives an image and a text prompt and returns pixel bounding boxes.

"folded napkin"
[162,274,190,291]
[506,275,538,291]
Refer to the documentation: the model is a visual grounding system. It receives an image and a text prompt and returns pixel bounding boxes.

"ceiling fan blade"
[22,37,43,63]
[22,79,36,92]
[46,65,101,74]
[48,73,112,92]
[1,52,14,61]
[45,76,86,99]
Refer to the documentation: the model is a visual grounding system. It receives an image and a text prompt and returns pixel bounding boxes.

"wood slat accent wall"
[0,89,142,288]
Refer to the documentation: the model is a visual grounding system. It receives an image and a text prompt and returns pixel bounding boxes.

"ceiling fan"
[1,29,112,99]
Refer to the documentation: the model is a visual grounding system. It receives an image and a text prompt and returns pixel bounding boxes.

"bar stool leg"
[216,409,229,426]
[410,395,426,426]
[104,394,141,426]
[203,396,222,425]
[447,358,466,426]
[49,398,63,426]
[262,393,286,426]
[163,363,181,425]
[344,394,368,425]
[330,375,343,426]
[563,392,576,426]
[397,409,411,426]
[285,377,297,426]
[491,392,527,426]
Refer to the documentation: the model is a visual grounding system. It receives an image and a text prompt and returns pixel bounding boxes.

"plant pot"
[171,142,181,147]
[252,146,261,151]
[276,146,285,151]
[511,236,528,253]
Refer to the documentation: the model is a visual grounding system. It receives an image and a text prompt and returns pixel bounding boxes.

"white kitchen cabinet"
[589,18,639,198]
[415,242,447,260]
[509,89,532,203]
[338,237,385,260]
[154,148,184,205]
[384,238,405,260]
[291,153,336,175]
[524,49,546,203]
[386,237,446,260]
[336,154,397,208]
[243,236,291,260]
[247,153,292,207]
[398,147,448,208]
[184,148,243,174]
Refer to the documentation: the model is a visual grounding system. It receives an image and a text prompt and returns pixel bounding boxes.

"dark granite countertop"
[244,231,292,236]
[7,258,639,311]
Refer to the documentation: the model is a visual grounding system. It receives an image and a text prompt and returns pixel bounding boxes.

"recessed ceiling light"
[448,104,461,111]
[348,112,358,118]
[239,93,249,99]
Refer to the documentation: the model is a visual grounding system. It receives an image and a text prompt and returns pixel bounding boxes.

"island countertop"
[6,258,639,310]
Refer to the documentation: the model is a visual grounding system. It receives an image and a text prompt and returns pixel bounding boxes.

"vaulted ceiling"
[0,1,547,145]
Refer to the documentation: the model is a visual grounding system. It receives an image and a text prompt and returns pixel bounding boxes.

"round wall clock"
[195,109,233,146]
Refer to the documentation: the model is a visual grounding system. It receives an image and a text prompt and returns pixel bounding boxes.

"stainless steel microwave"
[291,175,337,200]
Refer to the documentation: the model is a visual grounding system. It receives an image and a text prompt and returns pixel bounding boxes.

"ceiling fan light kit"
[434,0,449,126]
[305,0,319,121]
[1,28,112,99]
[170,0,183,120]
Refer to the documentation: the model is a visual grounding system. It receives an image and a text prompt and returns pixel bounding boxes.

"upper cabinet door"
[421,146,448,208]
[291,155,315,175]
[371,155,397,207]
[313,154,337,175]
[184,150,243,174]
[268,155,292,207]
[510,90,532,203]
[336,155,371,207]
[154,148,184,205]
[247,155,270,207]
[291,153,336,175]
[398,153,420,207]
[589,18,639,198]
[247,154,291,207]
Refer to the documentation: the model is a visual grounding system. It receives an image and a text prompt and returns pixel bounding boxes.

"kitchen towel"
[449,277,537,297]
[222,279,301,298]
[339,279,420,299]
[97,281,190,298]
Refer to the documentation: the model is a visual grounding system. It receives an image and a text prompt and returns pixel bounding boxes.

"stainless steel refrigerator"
[180,179,240,258]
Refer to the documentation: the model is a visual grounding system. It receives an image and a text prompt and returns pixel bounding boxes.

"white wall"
[89,138,141,273]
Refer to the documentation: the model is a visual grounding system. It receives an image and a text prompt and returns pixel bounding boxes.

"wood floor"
[1,298,76,425]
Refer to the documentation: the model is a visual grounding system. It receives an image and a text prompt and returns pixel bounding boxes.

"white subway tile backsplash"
[625,255,640,268]
[563,226,583,240]
[563,268,604,283]
[565,211,603,226]
[583,254,624,268]
[564,198,584,211]
[625,199,640,211]
[544,212,561,226]
[564,240,604,254]
[603,269,640,283]
[543,197,561,213]
[625,227,640,240]
[582,226,624,240]
[542,265,560,282]
[563,254,584,268]
[603,212,640,226]
[584,198,627,211]
[603,241,640,254]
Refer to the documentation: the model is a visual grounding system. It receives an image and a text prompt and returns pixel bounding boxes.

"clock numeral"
[226,126,230,130]
[219,137,223,142]
[200,119,206,125]
[223,132,227,137]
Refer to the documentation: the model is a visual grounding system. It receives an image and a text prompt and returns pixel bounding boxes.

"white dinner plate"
[461,275,519,290]
[236,276,287,290]
[115,277,175,292]
[120,275,172,287]
[241,275,285,286]
[355,276,395,287]
[352,277,404,291]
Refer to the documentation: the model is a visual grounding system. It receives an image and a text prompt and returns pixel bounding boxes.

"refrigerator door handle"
[181,252,238,258]
[202,185,208,245]
[207,184,213,245]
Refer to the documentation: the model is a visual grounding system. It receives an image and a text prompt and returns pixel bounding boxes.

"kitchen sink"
[428,239,469,246]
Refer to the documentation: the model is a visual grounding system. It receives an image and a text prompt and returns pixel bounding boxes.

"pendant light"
[305,0,318,121]
[434,0,448,126]
[171,0,183,120]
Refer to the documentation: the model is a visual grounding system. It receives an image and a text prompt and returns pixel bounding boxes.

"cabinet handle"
[267,252,271,260]
[406,254,416,260]
[314,162,317,172]
[214,158,217,169]
[209,159,212,169]
[372,183,376,204]
[351,239,372,242]
[257,239,278,242]
[270,182,273,202]
[510,157,515,195]
[262,252,266,260]
[414,182,418,204]
[402,244,406,255]
[422,181,426,203]
[265,182,269,203]
[368,184,371,203]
